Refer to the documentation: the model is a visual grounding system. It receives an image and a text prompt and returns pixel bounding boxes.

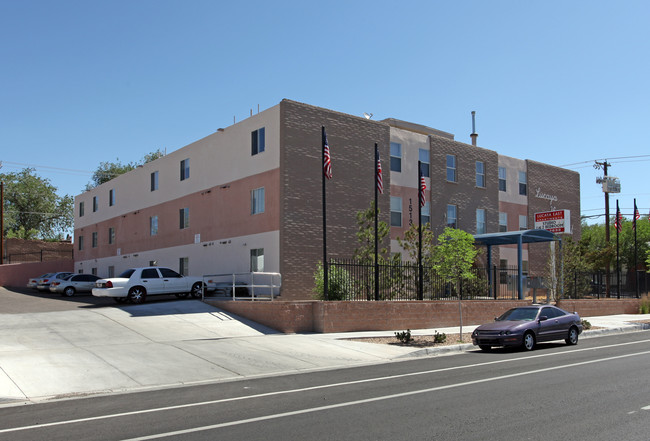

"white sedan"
[92,267,205,304]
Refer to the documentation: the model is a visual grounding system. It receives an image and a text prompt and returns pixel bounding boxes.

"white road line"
[642,405,650,410]
[1,339,650,435]
[123,350,650,441]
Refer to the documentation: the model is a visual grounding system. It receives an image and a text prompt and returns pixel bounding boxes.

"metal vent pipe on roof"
[470,110,478,146]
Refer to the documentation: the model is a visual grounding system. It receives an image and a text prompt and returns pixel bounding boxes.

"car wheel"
[478,345,492,351]
[522,332,536,351]
[190,282,204,299]
[128,287,147,304]
[565,326,579,345]
[63,286,76,297]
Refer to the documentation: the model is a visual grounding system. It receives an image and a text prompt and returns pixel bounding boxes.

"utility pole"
[594,160,612,297]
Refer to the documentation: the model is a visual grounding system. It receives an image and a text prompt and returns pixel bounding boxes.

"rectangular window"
[108,227,115,244]
[419,149,430,178]
[476,161,485,188]
[79,201,85,217]
[498,167,507,192]
[446,155,457,182]
[109,189,115,206]
[519,171,527,195]
[78,236,84,251]
[476,209,486,234]
[390,142,402,172]
[250,248,264,272]
[251,127,266,155]
[93,196,98,212]
[251,187,265,214]
[179,208,189,229]
[519,215,528,231]
[92,232,98,248]
[180,158,190,181]
[499,212,508,232]
[179,257,189,276]
[91,267,97,276]
[150,215,158,236]
[108,266,115,278]
[447,205,457,229]
[151,171,159,191]
[421,201,430,226]
[390,196,402,227]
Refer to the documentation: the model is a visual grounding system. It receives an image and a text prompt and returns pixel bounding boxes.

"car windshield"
[497,308,539,322]
[62,274,74,280]
[118,269,136,279]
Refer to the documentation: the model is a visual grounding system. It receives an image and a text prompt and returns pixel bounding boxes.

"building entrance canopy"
[473,229,561,299]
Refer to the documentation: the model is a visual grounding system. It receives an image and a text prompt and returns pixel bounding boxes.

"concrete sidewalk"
[1,301,648,405]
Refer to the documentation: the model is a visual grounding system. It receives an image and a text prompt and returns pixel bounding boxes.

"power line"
[559,154,650,168]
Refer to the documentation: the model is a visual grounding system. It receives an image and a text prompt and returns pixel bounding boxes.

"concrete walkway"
[1,300,648,405]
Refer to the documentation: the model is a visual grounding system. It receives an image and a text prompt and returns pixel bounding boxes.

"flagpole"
[616,199,620,299]
[634,198,639,298]
[418,161,423,301]
[374,144,379,301]
[322,126,329,301]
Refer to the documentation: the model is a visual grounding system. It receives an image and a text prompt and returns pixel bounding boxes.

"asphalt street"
[0,331,649,440]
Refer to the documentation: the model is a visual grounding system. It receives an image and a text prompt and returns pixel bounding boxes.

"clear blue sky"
[2,0,649,225]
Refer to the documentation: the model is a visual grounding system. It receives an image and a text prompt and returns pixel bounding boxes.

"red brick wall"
[208,299,641,334]
[0,260,74,288]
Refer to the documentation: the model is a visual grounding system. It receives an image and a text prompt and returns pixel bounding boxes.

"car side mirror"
[538,316,548,322]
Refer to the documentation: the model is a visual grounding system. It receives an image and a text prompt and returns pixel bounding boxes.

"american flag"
[634,201,640,231]
[376,152,383,194]
[614,207,623,233]
[419,176,427,207]
[323,128,332,180]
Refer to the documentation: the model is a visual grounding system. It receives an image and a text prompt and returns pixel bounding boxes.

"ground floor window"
[250,248,264,272]
[179,257,189,276]
[108,266,115,278]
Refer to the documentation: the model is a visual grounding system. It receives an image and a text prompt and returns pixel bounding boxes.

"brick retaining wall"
[207,298,642,334]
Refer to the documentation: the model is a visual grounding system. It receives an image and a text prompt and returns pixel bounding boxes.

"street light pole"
[595,160,611,297]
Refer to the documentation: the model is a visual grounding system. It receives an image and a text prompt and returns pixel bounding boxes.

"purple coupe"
[471,305,583,351]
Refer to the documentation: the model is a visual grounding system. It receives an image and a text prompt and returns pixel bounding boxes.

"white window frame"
[498,166,507,192]
[390,196,402,227]
[519,215,528,231]
[180,208,190,229]
[447,204,457,228]
[499,212,508,232]
[251,187,265,215]
[476,208,486,234]
[476,161,485,188]
[150,215,158,236]
[250,248,264,272]
[251,127,266,155]
[446,155,457,182]
[419,149,430,178]
[390,142,402,172]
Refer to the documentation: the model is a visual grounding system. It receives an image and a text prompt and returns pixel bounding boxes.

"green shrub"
[640,295,650,314]
[395,329,412,343]
[312,261,353,301]
[434,331,447,344]
[581,319,592,330]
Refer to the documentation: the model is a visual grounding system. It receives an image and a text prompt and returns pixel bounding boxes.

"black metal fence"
[4,250,74,264]
[325,259,648,301]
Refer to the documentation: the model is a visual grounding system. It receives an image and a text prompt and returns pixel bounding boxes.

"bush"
[395,329,412,343]
[312,261,353,301]
[640,295,650,314]
[581,319,592,330]
[434,331,447,344]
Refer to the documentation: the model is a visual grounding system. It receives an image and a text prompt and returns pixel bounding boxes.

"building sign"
[534,210,571,234]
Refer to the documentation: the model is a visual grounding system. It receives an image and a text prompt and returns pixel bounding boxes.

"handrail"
[202,272,281,301]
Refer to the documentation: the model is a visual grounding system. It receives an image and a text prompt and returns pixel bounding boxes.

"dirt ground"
[348,332,475,348]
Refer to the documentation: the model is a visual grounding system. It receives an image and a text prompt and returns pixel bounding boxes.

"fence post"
[493,265,497,300]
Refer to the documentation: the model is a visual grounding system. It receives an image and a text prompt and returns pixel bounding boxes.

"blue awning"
[473,229,559,246]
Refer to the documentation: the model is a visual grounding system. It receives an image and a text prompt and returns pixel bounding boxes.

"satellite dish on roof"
[363,112,373,119]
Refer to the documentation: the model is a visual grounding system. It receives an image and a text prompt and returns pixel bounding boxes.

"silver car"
[49,274,102,297]
[35,272,73,291]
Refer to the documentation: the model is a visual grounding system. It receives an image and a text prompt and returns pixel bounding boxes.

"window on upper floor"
[109,189,115,206]
[93,196,98,212]
[150,215,158,236]
[251,187,265,214]
[390,142,402,172]
[498,167,507,192]
[519,215,528,231]
[151,171,159,191]
[446,155,457,182]
[476,209,486,234]
[447,204,457,228]
[390,196,402,227]
[108,227,115,244]
[179,208,189,229]
[499,212,508,232]
[92,232,98,248]
[79,201,85,217]
[78,236,84,251]
[419,149,430,178]
[519,171,527,196]
[421,201,430,226]
[180,158,190,181]
[251,128,266,155]
[476,161,485,188]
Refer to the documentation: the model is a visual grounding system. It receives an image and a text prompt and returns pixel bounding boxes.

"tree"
[1,168,73,239]
[396,222,436,265]
[85,149,165,190]
[353,201,390,263]
[430,228,479,340]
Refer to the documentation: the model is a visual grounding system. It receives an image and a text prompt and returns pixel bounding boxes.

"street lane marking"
[122,349,650,440]
[1,339,650,434]
[642,405,650,410]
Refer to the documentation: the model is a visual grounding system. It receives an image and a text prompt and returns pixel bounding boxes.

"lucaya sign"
[534,210,571,234]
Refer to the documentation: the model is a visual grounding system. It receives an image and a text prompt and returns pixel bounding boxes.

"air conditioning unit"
[602,176,621,193]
